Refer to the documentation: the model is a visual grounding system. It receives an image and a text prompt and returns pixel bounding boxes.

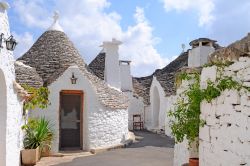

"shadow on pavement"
[128,130,175,148]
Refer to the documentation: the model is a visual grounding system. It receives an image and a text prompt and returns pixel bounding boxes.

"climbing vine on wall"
[169,66,250,147]
[169,72,203,145]
[22,85,50,111]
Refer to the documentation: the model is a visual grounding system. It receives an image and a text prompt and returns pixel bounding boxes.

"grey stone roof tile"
[15,61,43,88]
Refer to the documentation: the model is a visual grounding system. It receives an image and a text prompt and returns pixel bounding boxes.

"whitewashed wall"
[144,105,151,129]
[199,57,250,166]
[0,3,24,166]
[125,92,144,130]
[30,66,129,152]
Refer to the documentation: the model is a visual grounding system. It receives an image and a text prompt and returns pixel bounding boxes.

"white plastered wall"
[125,91,144,130]
[0,3,24,166]
[30,66,129,152]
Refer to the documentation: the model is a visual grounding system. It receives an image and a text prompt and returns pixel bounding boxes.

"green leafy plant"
[22,85,50,111]
[203,61,234,68]
[169,74,203,145]
[175,72,196,88]
[217,76,241,91]
[203,81,221,102]
[23,117,54,150]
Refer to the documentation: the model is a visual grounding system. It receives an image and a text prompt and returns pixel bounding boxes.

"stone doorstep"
[47,132,136,157]
[49,151,92,157]
[48,139,134,157]
[90,138,134,154]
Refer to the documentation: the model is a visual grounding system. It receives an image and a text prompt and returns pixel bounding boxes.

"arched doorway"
[0,69,7,166]
[152,86,160,128]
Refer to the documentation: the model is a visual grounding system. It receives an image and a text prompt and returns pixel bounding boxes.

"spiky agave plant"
[23,117,54,150]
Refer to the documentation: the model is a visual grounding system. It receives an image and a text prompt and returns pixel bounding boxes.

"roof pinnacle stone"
[48,11,64,32]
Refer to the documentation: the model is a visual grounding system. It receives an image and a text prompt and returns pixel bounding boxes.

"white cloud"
[120,7,170,76]
[13,32,34,58]
[13,0,51,29]
[160,0,215,26]
[12,0,170,76]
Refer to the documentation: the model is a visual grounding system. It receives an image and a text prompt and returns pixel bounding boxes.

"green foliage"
[22,85,50,111]
[23,117,54,150]
[169,76,203,145]
[203,81,221,102]
[203,61,234,68]
[175,72,196,88]
[217,76,241,91]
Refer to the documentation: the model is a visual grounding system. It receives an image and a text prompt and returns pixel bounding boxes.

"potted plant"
[21,118,53,165]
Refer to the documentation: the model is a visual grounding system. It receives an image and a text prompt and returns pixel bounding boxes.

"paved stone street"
[36,131,174,166]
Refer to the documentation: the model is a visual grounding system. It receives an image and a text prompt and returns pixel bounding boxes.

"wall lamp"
[70,73,77,84]
[0,33,18,51]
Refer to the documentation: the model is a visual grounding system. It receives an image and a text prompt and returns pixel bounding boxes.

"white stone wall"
[0,3,24,166]
[88,106,128,149]
[30,66,129,152]
[199,57,250,166]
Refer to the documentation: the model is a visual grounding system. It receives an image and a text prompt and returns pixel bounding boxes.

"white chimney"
[101,38,122,90]
[188,38,216,67]
[120,60,133,92]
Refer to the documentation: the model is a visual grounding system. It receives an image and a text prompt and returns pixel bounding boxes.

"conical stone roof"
[17,30,128,109]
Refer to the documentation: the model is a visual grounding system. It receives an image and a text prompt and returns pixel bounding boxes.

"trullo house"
[15,13,130,152]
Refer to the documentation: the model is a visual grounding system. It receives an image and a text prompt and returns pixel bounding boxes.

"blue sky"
[6,0,250,77]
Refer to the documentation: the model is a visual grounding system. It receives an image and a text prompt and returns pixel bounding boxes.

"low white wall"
[199,57,250,166]
[31,66,129,152]
[174,140,190,166]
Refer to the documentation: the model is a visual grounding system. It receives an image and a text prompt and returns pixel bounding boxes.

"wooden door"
[59,91,83,150]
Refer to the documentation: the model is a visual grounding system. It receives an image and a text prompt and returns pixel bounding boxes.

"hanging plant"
[22,85,50,111]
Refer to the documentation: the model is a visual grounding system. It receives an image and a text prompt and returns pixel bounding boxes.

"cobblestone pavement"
[35,131,175,166]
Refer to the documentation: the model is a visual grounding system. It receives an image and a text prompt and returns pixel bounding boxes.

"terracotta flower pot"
[41,145,50,157]
[189,158,199,166]
[21,147,40,165]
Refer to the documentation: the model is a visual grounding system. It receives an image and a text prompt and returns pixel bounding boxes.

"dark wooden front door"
[60,91,83,150]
